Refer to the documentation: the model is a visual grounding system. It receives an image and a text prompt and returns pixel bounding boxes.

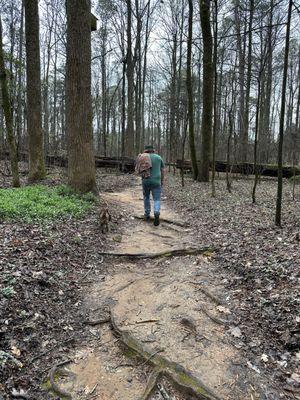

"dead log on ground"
[176,159,300,179]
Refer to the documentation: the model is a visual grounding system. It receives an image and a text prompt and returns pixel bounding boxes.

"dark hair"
[144,145,154,153]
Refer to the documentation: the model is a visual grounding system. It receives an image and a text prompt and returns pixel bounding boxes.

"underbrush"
[0,184,96,222]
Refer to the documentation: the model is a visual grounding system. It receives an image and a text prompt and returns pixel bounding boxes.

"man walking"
[135,145,165,226]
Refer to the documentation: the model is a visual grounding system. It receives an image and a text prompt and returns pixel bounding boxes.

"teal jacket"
[142,153,165,186]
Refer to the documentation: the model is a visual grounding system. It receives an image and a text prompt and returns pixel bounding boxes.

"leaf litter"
[165,174,300,396]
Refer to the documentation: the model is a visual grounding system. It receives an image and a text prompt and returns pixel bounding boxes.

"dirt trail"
[58,182,271,400]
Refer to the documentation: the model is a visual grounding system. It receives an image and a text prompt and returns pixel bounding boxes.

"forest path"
[59,180,266,400]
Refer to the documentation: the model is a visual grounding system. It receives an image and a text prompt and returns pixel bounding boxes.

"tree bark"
[66,0,96,193]
[211,0,218,196]
[169,32,178,164]
[16,0,24,154]
[0,18,20,187]
[24,0,46,181]
[199,0,213,182]
[125,0,135,157]
[187,0,198,180]
[275,0,293,226]
[241,0,254,163]
[101,24,107,156]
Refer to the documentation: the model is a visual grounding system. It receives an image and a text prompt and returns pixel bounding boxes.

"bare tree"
[24,0,46,181]
[275,0,293,226]
[199,0,213,182]
[187,0,198,180]
[0,17,20,187]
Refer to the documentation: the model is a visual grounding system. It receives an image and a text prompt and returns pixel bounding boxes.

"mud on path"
[58,181,278,400]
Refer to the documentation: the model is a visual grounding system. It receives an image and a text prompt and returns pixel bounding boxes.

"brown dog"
[99,205,111,234]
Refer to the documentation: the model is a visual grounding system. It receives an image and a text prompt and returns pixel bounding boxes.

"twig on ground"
[135,319,160,324]
[79,256,103,282]
[140,349,165,366]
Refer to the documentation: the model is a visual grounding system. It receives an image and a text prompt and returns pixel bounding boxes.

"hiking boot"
[144,214,150,222]
[154,213,160,226]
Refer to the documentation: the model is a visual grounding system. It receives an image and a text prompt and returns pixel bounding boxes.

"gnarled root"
[110,309,221,400]
[49,361,72,399]
[140,368,163,400]
[99,247,215,260]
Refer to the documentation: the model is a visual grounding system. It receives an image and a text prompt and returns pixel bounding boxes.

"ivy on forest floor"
[0,184,96,222]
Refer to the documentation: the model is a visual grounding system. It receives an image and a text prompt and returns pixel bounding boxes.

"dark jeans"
[142,183,162,217]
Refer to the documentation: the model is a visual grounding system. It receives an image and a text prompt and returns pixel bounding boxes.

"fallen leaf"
[217,306,231,314]
[290,373,300,384]
[11,346,21,357]
[230,326,242,338]
[261,354,268,362]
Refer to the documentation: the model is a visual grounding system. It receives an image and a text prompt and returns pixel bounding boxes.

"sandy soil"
[59,181,281,400]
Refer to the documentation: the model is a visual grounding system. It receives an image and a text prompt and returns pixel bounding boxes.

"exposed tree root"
[199,306,228,326]
[98,247,215,260]
[141,368,163,400]
[110,309,221,400]
[190,283,224,306]
[84,317,110,326]
[49,360,73,399]
[134,215,189,228]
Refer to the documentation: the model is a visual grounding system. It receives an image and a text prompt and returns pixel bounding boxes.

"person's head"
[144,145,155,153]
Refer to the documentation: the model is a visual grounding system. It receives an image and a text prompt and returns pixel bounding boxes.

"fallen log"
[1,151,136,172]
[98,247,215,260]
[176,159,300,179]
[110,309,221,400]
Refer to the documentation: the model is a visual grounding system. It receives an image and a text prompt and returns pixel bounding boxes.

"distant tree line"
[0,0,299,223]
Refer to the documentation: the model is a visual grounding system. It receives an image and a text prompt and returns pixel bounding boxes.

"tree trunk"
[141,2,151,151]
[252,77,262,204]
[242,0,254,163]
[187,0,198,180]
[134,0,142,154]
[234,1,246,162]
[66,0,96,193]
[125,0,135,157]
[24,0,45,181]
[211,0,218,196]
[275,0,293,226]
[0,18,20,187]
[101,24,107,156]
[169,32,178,164]
[16,0,24,154]
[199,0,213,182]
